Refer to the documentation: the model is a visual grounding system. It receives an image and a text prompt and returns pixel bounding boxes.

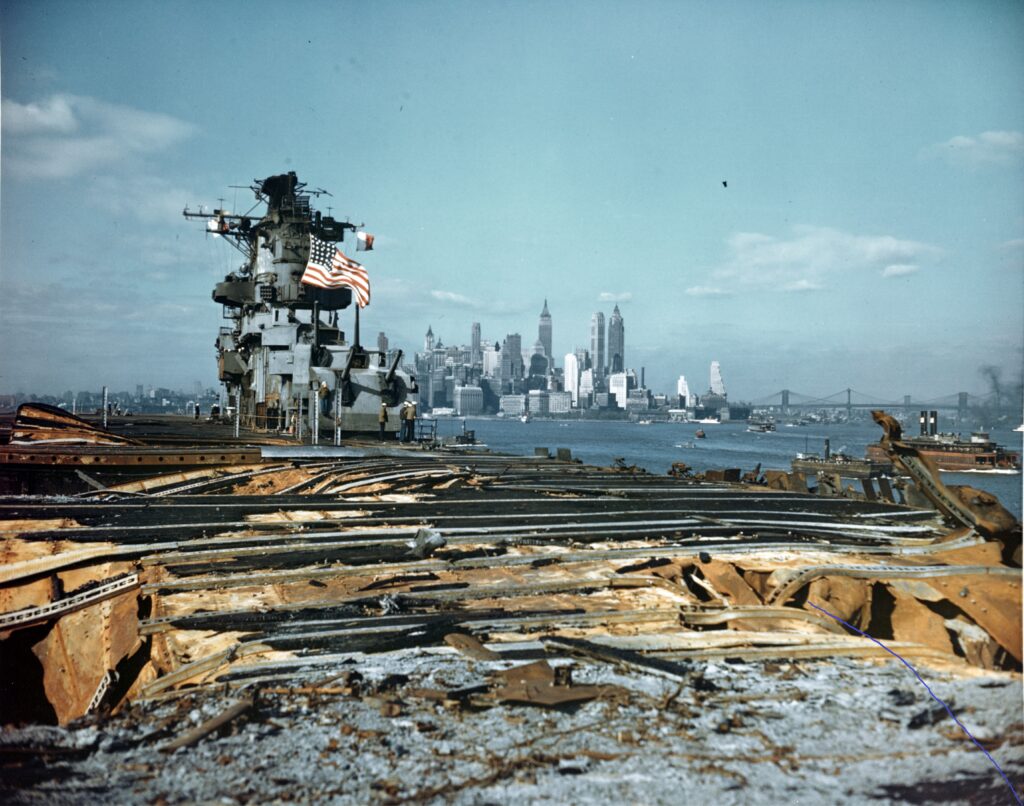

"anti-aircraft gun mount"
[184,172,416,437]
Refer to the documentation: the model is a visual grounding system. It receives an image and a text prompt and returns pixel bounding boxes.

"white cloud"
[881,263,919,278]
[1,96,77,134]
[598,291,632,302]
[2,93,196,179]
[430,290,482,308]
[922,130,1024,166]
[703,225,939,293]
[685,285,730,297]
[783,278,823,292]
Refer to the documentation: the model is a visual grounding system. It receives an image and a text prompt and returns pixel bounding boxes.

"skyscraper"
[424,325,435,352]
[590,312,605,381]
[677,375,691,407]
[607,304,624,374]
[471,322,481,365]
[710,361,727,397]
[564,352,580,406]
[538,300,552,361]
[500,333,523,389]
[377,331,389,354]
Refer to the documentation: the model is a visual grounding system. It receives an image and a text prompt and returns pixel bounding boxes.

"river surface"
[435,417,1023,518]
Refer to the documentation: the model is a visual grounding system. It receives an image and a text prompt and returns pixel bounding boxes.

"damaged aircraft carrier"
[1,172,1021,803]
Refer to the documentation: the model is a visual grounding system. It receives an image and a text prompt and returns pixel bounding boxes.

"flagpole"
[312,299,319,352]
[354,303,361,349]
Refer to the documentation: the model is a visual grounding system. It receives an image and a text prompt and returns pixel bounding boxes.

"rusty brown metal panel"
[31,588,141,724]
[927,576,1022,662]
[697,560,762,605]
[888,588,957,657]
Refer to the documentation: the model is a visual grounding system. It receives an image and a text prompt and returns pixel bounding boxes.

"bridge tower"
[957,392,969,426]
[846,388,852,422]
[903,394,911,413]
[781,389,790,415]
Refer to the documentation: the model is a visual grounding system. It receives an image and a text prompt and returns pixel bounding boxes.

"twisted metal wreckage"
[0,406,1019,737]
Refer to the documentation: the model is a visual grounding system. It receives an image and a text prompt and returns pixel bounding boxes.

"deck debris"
[1,413,1021,802]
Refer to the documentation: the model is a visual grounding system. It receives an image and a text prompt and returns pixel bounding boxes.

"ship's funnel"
[929,410,938,436]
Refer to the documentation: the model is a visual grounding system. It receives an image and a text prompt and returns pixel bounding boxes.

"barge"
[866,410,1020,472]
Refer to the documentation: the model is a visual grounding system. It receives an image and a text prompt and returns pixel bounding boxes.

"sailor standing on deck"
[378,401,388,441]
[398,402,409,443]
[403,401,417,443]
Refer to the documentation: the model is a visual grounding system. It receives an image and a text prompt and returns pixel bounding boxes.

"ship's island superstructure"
[184,173,415,436]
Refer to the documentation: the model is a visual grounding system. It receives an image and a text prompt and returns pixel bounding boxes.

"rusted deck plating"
[0,448,1020,725]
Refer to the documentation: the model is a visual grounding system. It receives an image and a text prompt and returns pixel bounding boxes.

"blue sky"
[2,0,1022,401]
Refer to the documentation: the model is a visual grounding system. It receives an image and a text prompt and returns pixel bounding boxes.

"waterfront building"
[527,389,549,415]
[499,394,527,416]
[626,388,651,412]
[564,352,580,406]
[453,385,483,416]
[590,312,606,381]
[548,390,572,414]
[608,305,624,374]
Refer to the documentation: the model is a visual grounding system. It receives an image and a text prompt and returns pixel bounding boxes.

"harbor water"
[440,417,1023,518]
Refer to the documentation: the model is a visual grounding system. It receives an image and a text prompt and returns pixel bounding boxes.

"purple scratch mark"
[807,601,1021,804]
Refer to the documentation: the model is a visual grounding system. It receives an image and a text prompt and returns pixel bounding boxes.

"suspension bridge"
[748,389,1015,422]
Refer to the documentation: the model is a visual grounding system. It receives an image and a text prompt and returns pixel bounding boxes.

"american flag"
[301,234,371,307]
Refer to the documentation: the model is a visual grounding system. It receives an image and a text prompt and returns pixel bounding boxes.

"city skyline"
[1,2,1021,402]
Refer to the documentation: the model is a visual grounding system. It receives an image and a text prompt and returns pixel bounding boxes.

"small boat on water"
[695,429,706,439]
[520,413,532,423]
[747,417,776,433]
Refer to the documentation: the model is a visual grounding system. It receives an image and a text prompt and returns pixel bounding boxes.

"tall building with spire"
[538,300,552,362]
[590,312,606,381]
[424,325,435,352]
[607,304,624,374]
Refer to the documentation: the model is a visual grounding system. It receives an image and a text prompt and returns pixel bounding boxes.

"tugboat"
[865,410,1020,472]
[184,172,416,438]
